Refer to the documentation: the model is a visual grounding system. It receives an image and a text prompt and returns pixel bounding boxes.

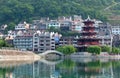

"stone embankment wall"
[0,50,40,61]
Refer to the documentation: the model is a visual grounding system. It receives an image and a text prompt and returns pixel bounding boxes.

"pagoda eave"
[79,38,100,40]
[77,45,100,47]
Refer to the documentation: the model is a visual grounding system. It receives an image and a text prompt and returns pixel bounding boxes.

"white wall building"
[48,20,60,28]
[7,30,16,39]
[33,31,55,53]
[13,35,33,51]
[15,22,29,30]
[111,25,120,35]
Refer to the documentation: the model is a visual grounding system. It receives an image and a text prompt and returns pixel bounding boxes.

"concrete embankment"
[70,52,120,60]
[0,50,40,61]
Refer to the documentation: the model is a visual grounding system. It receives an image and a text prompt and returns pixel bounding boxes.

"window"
[40,49,44,51]
[40,44,44,46]
[34,45,38,47]
[46,37,50,38]
[35,38,38,40]
[51,46,55,47]
[34,48,38,51]
[34,42,38,44]
[51,39,54,40]
[40,40,44,42]
[46,40,50,42]
[46,44,50,46]
[40,36,44,38]
[51,42,55,44]
[116,29,118,31]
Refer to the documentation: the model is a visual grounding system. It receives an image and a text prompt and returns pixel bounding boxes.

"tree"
[101,46,111,52]
[112,47,120,54]
[0,0,116,30]
[56,45,76,55]
[87,46,101,55]
[0,39,6,48]
[0,39,12,48]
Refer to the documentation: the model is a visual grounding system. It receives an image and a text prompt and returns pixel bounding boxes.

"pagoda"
[77,16,100,51]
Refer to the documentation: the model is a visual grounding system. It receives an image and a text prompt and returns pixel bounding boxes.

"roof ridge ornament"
[87,15,91,21]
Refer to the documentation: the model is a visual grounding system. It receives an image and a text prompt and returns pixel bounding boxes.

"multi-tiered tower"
[77,16,100,51]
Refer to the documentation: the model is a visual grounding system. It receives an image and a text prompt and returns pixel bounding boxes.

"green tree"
[87,46,101,55]
[112,47,120,54]
[0,0,116,29]
[101,46,111,52]
[0,39,12,48]
[56,45,76,55]
[0,39,6,48]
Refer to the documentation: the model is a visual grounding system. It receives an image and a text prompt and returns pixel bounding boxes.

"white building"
[13,35,33,51]
[33,31,55,53]
[7,30,16,39]
[48,20,60,28]
[111,25,120,35]
[15,22,29,30]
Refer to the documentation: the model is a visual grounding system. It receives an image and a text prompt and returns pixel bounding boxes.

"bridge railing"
[39,50,64,56]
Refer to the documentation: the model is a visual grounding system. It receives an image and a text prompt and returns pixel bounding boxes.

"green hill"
[0,0,120,29]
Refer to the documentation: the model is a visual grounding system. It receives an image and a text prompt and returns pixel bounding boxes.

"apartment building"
[59,36,78,46]
[111,25,120,35]
[99,36,112,47]
[48,20,60,28]
[13,34,33,51]
[15,22,30,30]
[33,31,55,53]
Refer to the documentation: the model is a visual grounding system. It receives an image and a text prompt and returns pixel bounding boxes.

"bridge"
[39,50,64,56]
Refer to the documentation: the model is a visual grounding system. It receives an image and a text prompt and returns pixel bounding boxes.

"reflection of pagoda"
[77,16,100,51]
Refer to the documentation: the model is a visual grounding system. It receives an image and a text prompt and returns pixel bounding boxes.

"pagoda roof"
[83,16,95,23]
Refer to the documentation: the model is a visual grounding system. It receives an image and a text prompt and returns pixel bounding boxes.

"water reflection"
[0,59,120,78]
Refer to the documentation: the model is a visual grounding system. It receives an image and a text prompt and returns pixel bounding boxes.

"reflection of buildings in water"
[74,62,113,78]
[58,61,114,78]
[0,60,115,78]
[13,64,33,78]
[11,61,61,78]
[12,62,50,78]
[0,68,14,78]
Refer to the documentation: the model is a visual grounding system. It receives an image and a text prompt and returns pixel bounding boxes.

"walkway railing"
[0,47,20,51]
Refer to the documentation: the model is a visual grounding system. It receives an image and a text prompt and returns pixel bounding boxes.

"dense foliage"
[56,45,76,55]
[101,46,111,52]
[0,0,120,30]
[112,47,120,54]
[87,46,101,55]
[0,39,12,48]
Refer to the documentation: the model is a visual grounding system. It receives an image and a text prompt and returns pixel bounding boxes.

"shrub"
[56,45,76,55]
[112,47,120,54]
[87,46,101,55]
[101,46,111,52]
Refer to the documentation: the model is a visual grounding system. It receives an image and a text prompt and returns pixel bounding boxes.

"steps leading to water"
[0,49,40,61]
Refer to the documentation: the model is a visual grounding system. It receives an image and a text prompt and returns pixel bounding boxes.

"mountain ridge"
[0,0,120,29]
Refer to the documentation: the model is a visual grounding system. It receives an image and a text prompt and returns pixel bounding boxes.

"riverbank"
[0,49,40,61]
[70,52,120,60]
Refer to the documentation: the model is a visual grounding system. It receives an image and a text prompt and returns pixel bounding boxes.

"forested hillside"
[0,0,120,28]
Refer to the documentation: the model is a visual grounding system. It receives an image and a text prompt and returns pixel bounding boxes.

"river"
[0,58,120,78]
